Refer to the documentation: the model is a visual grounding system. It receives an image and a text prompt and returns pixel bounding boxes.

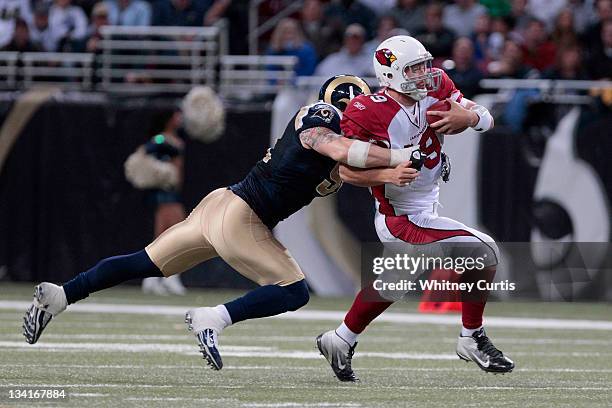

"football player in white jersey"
[317,36,514,381]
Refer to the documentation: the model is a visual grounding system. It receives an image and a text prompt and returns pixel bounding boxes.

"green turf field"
[1,283,611,408]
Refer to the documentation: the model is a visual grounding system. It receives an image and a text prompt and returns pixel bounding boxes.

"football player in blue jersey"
[22,75,420,370]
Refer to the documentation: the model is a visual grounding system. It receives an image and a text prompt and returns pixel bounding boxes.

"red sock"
[461,301,486,328]
[460,266,495,329]
[344,284,393,334]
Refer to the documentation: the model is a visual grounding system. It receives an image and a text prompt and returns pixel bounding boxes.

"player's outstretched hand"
[389,161,419,187]
[426,98,478,135]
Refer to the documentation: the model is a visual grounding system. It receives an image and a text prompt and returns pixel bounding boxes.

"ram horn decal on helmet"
[318,75,372,112]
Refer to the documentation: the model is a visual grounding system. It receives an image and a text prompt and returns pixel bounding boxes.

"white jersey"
[340,68,462,216]
[341,70,498,261]
[0,0,32,47]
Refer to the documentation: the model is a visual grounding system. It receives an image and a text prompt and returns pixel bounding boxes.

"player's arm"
[299,126,416,168]
[427,98,494,134]
[425,70,494,134]
[339,162,419,187]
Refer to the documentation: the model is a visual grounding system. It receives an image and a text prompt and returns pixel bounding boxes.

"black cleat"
[316,330,359,382]
[456,328,515,373]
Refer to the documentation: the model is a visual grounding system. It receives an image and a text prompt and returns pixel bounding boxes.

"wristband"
[470,105,493,132]
[390,145,420,166]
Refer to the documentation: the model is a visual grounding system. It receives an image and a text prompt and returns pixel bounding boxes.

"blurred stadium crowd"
[1,0,611,95]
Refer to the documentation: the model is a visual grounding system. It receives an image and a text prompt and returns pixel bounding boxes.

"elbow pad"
[470,105,493,132]
[347,140,371,168]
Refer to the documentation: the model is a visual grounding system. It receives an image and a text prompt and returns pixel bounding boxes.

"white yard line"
[2,333,610,346]
[0,341,457,359]
[2,363,612,374]
[3,381,610,392]
[1,300,611,331]
[125,397,238,403]
[243,404,362,407]
[0,342,272,354]
[1,341,611,360]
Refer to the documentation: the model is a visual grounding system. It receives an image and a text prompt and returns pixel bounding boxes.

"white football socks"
[213,304,232,330]
[461,326,483,337]
[335,322,359,346]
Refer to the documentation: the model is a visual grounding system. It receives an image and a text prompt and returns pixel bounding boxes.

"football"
[426,100,468,134]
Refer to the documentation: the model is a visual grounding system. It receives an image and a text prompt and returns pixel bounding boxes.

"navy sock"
[62,249,163,304]
[224,280,310,324]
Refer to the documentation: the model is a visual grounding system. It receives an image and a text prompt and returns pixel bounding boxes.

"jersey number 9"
[316,163,343,196]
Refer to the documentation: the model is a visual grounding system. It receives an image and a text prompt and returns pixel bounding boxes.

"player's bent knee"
[283,279,310,311]
[479,236,500,266]
[467,230,500,266]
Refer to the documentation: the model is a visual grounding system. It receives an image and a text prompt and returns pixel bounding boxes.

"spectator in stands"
[413,3,455,60]
[582,0,612,53]
[199,0,244,53]
[84,2,109,52]
[509,0,531,32]
[445,37,483,98]
[315,23,372,77]
[301,0,342,60]
[357,0,396,16]
[585,19,612,79]
[568,0,599,34]
[471,12,491,63]
[479,0,511,18]
[388,0,426,35]
[0,0,32,49]
[203,0,230,26]
[49,0,88,51]
[266,18,317,77]
[2,18,40,52]
[323,0,377,40]
[487,39,537,78]
[526,0,568,31]
[488,16,514,61]
[72,0,100,17]
[153,0,211,26]
[544,44,590,79]
[105,0,151,26]
[552,8,579,48]
[365,15,398,55]
[443,0,488,38]
[521,18,557,72]
[29,3,57,51]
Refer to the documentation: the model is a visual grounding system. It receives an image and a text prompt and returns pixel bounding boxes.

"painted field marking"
[2,363,612,374]
[1,301,612,330]
[1,341,612,360]
[1,333,610,347]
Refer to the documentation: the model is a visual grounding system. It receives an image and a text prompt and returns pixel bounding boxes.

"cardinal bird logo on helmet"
[375,48,397,67]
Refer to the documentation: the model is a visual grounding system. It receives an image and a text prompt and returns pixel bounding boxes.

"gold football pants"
[145,188,304,286]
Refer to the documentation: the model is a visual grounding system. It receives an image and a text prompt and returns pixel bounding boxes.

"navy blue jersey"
[231,102,343,228]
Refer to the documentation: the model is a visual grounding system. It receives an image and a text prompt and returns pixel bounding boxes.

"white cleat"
[162,274,187,296]
[185,307,225,370]
[142,277,169,296]
[316,330,359,382]
[22,283,67,344]
[456,328,515,374]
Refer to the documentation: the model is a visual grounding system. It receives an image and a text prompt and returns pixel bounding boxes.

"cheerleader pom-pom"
[182,86,225,143]
[124,147,179,190]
